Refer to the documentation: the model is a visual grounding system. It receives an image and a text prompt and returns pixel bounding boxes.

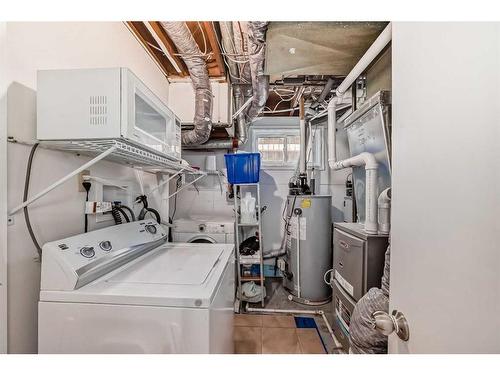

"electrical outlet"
[78,170,90,192]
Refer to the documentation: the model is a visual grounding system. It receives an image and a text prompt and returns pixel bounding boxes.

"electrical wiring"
[261,107,300,114]
[171,176,182,220]
[23,143,42,258]
[211,21,248,83]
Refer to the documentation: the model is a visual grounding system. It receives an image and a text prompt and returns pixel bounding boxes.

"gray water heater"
[283,195,332,304]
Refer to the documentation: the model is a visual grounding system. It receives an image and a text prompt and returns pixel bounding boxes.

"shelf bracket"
[9,145,117,216]
[167,173,206,199]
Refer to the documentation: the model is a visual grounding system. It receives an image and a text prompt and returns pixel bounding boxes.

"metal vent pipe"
[161,21,213,146]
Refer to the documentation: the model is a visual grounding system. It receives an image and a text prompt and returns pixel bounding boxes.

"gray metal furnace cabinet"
[332,222,389,350]
[333,222,388,301]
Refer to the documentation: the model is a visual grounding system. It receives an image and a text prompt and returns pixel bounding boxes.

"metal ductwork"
[184,22,270,150]
[232,22,252,84]
[220,22,240,83]
[246,21,270,120]
[161,21,212,146]
[183,85,251,150]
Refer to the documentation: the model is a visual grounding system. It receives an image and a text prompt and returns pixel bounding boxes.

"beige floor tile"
[262,327,301,354]
[234,326,262,354]
[234,314,263,327]
[297,328,326,354]
[261,315,296,328]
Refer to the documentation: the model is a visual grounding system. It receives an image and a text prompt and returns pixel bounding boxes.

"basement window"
[252,128,323,169]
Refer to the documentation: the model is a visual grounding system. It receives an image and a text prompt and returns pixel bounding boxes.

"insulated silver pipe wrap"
[246,21,270,120]
[161,22,213,145]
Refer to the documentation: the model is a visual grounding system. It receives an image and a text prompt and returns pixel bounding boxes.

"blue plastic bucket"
[224,153,261,184]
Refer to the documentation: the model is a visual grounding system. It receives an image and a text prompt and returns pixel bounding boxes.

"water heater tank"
[283,195,332,304]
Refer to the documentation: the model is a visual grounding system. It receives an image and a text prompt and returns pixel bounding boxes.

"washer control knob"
[145,224,157,234]
[80,246,95,258]
[99,241,112,251]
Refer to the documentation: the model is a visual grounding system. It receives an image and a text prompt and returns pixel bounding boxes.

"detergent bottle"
[240,192,257,224]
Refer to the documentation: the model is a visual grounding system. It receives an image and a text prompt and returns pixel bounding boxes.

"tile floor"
[234,314,326,354]
[243,280,345,354]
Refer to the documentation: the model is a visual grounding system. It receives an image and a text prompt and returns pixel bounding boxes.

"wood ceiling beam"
[202,21,226,78]
[147,22,189,77]
[126,21,172,77]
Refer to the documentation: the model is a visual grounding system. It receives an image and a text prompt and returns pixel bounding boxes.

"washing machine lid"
[107,246,222,285]
[40,243,234,309]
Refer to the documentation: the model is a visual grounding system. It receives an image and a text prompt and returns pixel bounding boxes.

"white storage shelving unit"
[233,183,265,308]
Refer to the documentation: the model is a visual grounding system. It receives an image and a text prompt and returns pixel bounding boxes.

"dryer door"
[189,235,217,244]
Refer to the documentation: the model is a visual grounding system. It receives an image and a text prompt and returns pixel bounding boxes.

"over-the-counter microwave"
[37,67,181,160]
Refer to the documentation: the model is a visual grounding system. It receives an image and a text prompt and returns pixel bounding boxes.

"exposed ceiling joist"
[128,21,226,81]
[126,21,173,77]
[147,21,189,77]
[201,21,226,78]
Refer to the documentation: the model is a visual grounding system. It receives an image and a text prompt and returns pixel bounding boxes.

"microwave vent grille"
[89,95,108,126]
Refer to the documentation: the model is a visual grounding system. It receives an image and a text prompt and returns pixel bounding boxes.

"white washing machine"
[172,216,235,244]
[38,220,235,354]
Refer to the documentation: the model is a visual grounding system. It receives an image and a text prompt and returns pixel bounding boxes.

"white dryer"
[38,220,235,354]
[172,216,235,244]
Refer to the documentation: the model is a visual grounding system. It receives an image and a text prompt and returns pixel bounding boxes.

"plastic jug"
[240,192,257,224]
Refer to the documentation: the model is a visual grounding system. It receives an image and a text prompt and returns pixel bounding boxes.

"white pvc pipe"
[377,187,391,234]
[326,23,392,234]
[299,118,306,174]
[299,98,306,175]
[246,306,323,315]
[9,146,117,216]
[296,215,301,298]
[335,23,392,97]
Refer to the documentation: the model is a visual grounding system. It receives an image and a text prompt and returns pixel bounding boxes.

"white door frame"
[0,21,8,354]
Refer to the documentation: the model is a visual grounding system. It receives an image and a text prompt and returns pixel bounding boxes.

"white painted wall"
[4,22,170,353]
[0,22,8,354]
[390,22,500,353]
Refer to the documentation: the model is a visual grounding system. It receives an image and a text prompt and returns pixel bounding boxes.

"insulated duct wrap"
[161,22,212,145]
[232,22,252,84]
[220,21,242,84]
[246,21,270,119]
[349,245,391,354]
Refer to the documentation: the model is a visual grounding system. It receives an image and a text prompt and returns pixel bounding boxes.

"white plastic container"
[240,192,257,224]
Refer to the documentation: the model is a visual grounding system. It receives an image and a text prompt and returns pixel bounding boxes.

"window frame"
[251,126,324,170]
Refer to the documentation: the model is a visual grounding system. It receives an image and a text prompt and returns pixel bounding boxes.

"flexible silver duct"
[183,85,251,150]
[246,21,270,120]
[232,21,251,84]
[349,246,391,354]
[161,22,212,145]
[182,22,270,150]
[220,21,241,83]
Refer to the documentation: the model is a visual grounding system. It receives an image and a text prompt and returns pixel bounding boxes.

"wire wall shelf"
[39,139,203,175]
[7,137,206,216]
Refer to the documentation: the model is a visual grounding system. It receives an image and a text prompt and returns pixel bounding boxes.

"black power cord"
[23,143,42,259]
[136,195,161,224]
[82,180,91,232]
[111,201,135,225]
